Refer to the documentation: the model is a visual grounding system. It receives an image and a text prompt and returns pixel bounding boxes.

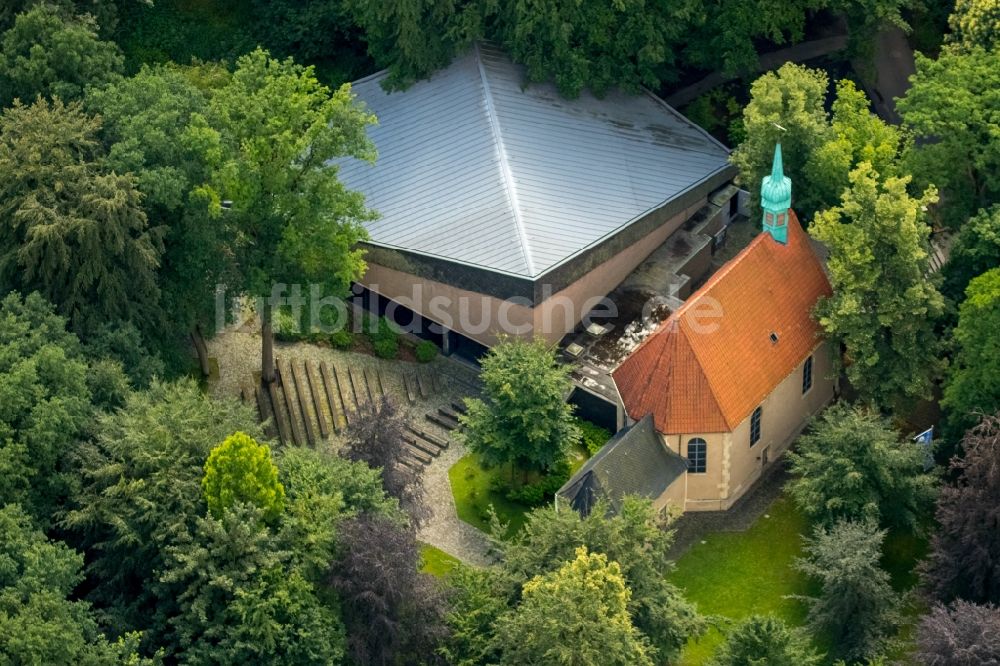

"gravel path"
[207,321,493,566]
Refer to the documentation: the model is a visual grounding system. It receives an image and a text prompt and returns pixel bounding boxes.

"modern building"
[334,42,737,357]
[560,146,836,513]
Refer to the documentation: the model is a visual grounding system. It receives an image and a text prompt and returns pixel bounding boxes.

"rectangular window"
[802,355,813,394]
[687,438,706,474]
[750,407,762,447]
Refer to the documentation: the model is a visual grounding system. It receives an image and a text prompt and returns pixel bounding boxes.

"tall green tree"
[479,497,704,663]
[0,291,121,523]
[0,504,154,664]
[494,0,698,98]
[65,379,265,640]
[805,79,904,211]
[0,97,162,333]
[0,4,122,107]
[730,63,832,220]
[709,615,821,666]
[197,48,375,384]
[345,0,479,88]
[795,520,901,663]
[898,46,1000,228]
[947,0,1000,50]
[942,270,1000,453]
[788,404,936,531]
[86,62,233,375]
[203,431,285,523]
[941,204,1000,304]
[923,412,1000,604]
[161,503,344,664]
[811,162,943,411]
[493,546,655,666]
[459,337,580,474]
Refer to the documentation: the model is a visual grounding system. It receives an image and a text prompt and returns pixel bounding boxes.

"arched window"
[802,355,813,394]
[765,212,774,223]
[687,438,706,474]
[776,212,786,226]
[750,407,762,446]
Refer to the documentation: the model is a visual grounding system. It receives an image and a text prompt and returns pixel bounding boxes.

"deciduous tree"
[0,4,122,107]
[795,520,901,663]
[811,162,943,411]
[941,204,1000,305]
[197,48,375,384]
[947,0,1000,51]
[343,397,428,525]
[730,63,832,220]
[942,269,1000,440]
[459,337,580,474]
[923,412,1000,604]
[898,47,1000,228]
[202,431,285,523]
[493,497,704,662]
[788,404,936,531]
[494,546,655,666]
[916,600,1000,665]
[709,614,821,666]
[328,513,449,666]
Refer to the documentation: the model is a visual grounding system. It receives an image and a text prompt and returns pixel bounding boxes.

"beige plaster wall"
[656,343,836,512]
[358,199,706,347]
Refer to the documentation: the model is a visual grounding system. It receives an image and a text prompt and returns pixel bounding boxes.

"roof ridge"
[472,42,536,276]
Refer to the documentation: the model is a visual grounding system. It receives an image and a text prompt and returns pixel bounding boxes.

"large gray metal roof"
[333,42,731,279]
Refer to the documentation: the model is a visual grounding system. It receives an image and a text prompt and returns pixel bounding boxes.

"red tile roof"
[612,211,831,434]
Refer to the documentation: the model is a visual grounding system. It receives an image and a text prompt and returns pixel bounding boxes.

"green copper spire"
[761,143,792,244]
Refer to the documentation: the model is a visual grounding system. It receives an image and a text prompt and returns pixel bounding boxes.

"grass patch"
[669,495,930,665]
[448,455,533,537]
[420,544,461,578]
[669,496,819,665]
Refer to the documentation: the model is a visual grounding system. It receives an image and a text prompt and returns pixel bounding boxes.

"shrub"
[373,337,399,359]
[415,340,438,363]
[330,329,353,349]
[272,306,301,341]
[577,419,612,456]
[503,461,571,507]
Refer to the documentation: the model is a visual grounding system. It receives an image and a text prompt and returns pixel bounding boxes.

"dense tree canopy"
[916,600,1000,665]
[494,546,655,666]
[941,204,1000,305]
[947,0,1000,51]
[730,63,831,220]
[923,412,1000,604]
[460,338,580,473]
[898,46,1000,228]
[709,615,821,666]
[0,97,161,333]
[942,269,1000,440]
[444,497,704,664]
[795,520,901,662]
[811,163,943,411]
[0,291,119,523]
[0,4,122,107]
[0,504,150,665]
[788,404,936,531]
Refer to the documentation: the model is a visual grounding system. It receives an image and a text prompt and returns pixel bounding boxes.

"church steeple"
[761,143,792,244]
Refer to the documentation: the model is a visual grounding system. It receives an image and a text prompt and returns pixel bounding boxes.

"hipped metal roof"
[333,42,732,279]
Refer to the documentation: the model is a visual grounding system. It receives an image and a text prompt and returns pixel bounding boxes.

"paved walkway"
[416,436,493,566]
[856,26,916,125]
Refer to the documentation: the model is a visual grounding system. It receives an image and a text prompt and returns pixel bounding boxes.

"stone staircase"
[241,356,474,468]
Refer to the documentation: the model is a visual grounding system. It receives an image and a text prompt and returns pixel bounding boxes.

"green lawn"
[448,455,532,537]
[419,544,461,578]
[669,496,818,664]
[669,495,929,665]
[448,442,591,538]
